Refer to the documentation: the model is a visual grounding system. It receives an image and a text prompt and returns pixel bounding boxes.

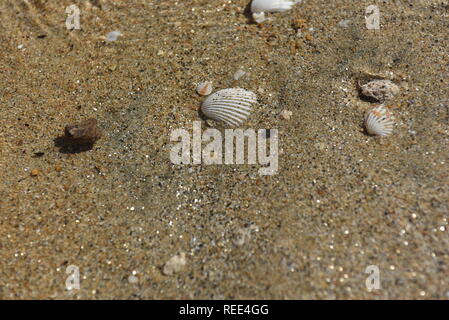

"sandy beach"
[0,0,448,299]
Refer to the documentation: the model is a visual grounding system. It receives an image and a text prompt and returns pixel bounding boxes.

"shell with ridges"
[201,88,257,126]
[365,105,395,136]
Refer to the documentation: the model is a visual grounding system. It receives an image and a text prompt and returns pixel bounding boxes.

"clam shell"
[365,105,395,136]
[201,88,257,126]
[251,0,295,13]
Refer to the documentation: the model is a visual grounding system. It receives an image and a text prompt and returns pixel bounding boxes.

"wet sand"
[0,0,448,299]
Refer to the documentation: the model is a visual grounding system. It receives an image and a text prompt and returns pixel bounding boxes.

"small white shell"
[201,88,257,126]
[251,0,295,13]
[360,79,400,102]
[196,81,213,96]
[365,105,395,136]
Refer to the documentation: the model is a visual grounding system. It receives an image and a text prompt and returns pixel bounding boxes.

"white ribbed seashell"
[365,105,395,136]
[201,88,257,126]
[251,0,296,13]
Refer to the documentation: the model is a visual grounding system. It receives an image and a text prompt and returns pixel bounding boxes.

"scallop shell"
[251,0,296,13]
[365,105,395,136]
[201,88,257,126]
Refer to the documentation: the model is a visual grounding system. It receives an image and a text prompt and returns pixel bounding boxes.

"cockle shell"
[201,88,257,126]
[364,105,395,136]
[251,0,296,13]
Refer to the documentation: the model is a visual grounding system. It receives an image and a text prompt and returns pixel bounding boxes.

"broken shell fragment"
[201,88,257,126]
[233,69,246,81]
[364,105,395,136]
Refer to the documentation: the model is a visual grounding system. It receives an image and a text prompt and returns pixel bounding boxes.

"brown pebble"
[64,118,102,145]
[31,169,40,176]
[55,165,62,172]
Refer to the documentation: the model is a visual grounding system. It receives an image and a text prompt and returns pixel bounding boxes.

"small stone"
[64,118,102,146]
[359,79,400,102]
[106,30,122,42]
[30,169,40,176]
[338,19,351,28]
[252,12,266,24]
[55,165,62,172]
[280,109,293,120]
[162,252,186,276]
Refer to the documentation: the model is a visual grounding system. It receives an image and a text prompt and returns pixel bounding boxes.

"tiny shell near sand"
[196,81,213,96]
